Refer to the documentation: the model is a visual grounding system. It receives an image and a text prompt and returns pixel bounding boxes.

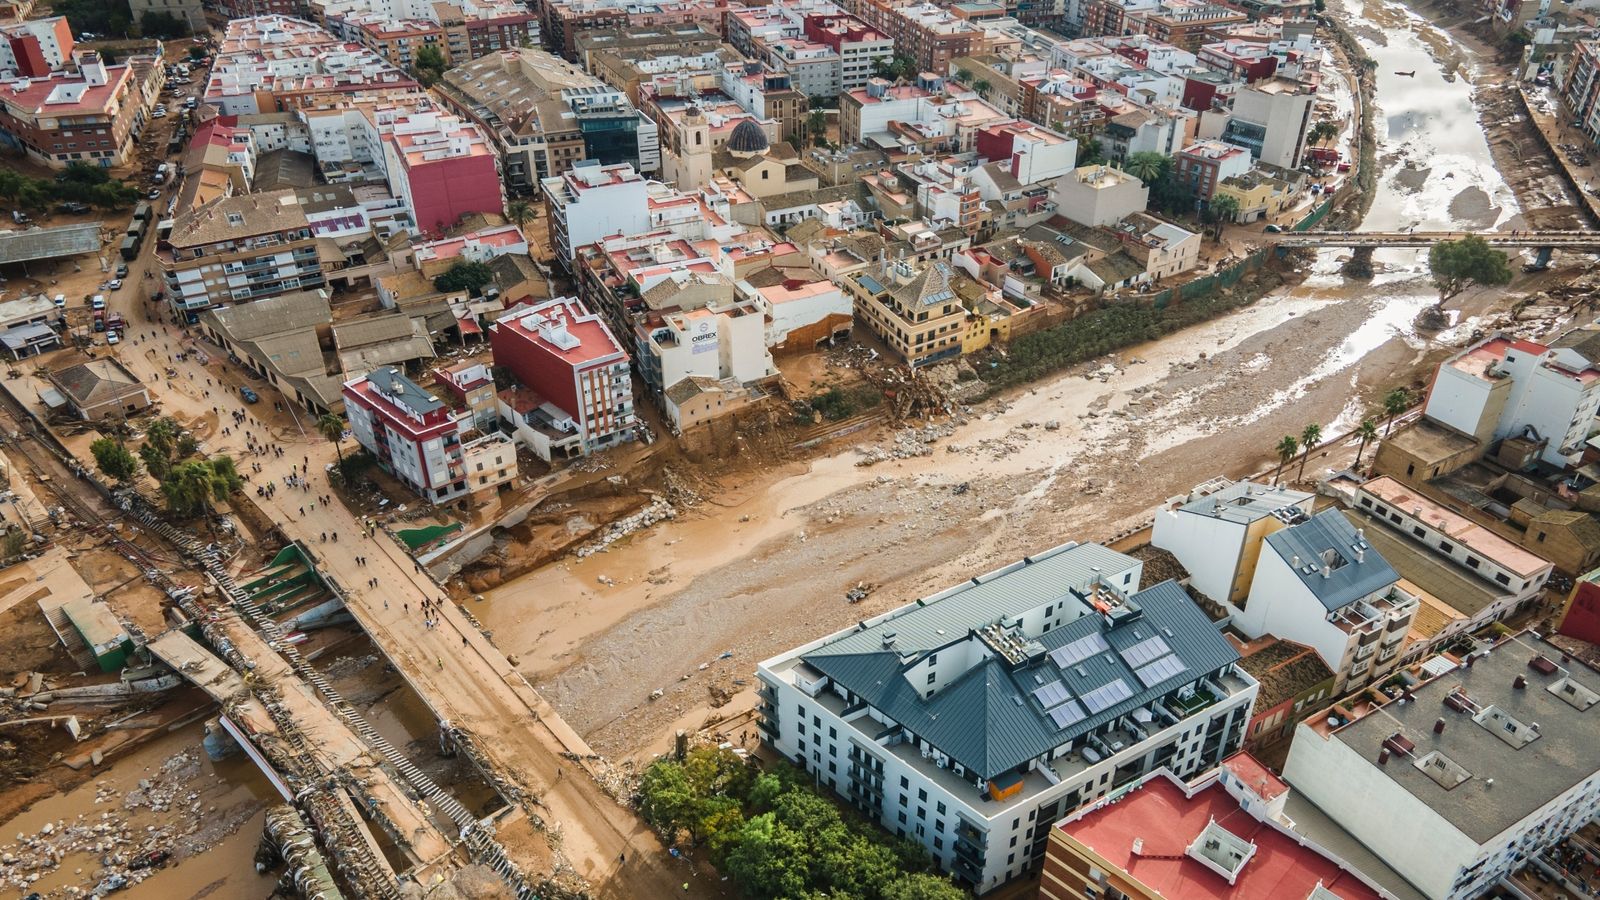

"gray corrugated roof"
[1176,480,1313,526]
[366,366,443,415]
[200,290,330,342]
[1264,509,1398,612]
[805,577,1240,780]
[813,542,1137,656]
[0,223,102,264]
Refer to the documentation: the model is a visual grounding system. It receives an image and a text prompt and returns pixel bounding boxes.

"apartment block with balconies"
[158,189,326,317]
[757,541,1258,894]
[1237,508,1419,692]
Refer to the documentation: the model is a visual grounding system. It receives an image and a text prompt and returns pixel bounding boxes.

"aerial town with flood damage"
[2,0,1600,895]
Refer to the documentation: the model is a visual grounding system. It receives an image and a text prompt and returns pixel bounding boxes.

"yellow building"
[843,259,970,367]
[1215,169,1302,224]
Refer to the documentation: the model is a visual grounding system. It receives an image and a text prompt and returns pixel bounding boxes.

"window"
[927,672,937,685]
[918,788,927,802]
[898,811,907,824]
[1467,556,1480,569]
[1537,532,1547,543]
[1496,573,1511,586]
[1439,541,1454,554]
[936,801,946,815]
[900,776,909,789]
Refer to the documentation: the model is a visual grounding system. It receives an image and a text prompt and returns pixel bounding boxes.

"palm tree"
[1208,194,1241,231]
[952,68,973,83]
[972,78,992,95]
[1382,388,1410,436]
[807,109,828,146]
[1354,417,1379,468]
[317,412,346,471]
[1077,140,1106,167]
[163,457,241,519]
[1298,423,1323,481]
[1124,151,1169,185]
[1274,435,1298,485]
[506,200,533,231]
[1309,120,1338,146]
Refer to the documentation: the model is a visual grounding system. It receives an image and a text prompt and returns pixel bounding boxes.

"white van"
[52,294,65,308]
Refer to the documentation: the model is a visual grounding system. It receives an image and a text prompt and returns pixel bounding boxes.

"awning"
[0,322,58,349]
[37,386,67,409]
[457,316,482,335]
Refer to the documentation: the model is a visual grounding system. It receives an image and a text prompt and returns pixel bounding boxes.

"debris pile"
[855,423,956,467]
[574,498,676,557]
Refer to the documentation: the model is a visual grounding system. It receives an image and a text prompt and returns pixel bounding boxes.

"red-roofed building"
[0,52,142,168]
[1044,757,1391,900]
[490,296,637,460]
[0,17,74,77]
[378,110,505,237]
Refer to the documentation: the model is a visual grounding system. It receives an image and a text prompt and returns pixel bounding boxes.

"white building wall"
[1282,722,1481,900]
[1423,364,1497,440]
[760,284,852,346]
[1050,172,1147,227]
[1236,546,1352,675]
[1151,509,1246,611]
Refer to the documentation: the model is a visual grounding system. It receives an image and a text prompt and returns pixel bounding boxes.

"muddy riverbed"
[472,0,1597,761]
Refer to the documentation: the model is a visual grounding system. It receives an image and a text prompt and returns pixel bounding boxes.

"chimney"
[1291,555,1301,568]
[1465,654,1475,668]
[1321,564,1332,579]
[1433,718,1445,735]
[1131,838,1144,856]
[1514,675,1527,690]
[1377,747,1390,765]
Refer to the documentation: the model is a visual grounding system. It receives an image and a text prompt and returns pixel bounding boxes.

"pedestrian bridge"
[1266,230,1600,249]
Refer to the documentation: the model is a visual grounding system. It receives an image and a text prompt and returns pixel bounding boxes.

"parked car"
[147,189,161,200]
[90,295,106,310]
[240,387,260,404]
[114,263,128,278]
[106,279,122,291]
[52,294,65,309]
[106,330,120,345]
[56,202,90,214]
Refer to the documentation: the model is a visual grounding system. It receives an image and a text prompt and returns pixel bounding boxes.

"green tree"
[139,10,189,37]
[725,813,811,900]
[972,78,992,94]
[1124,151,1170,184]
[1298,423,1322,481]
[90,438,140,482]
[505,200,533,230]
[638,759,697,841]
[61,162,111,187]
[1354,416,1379,468]
[883,873,971,900]
[161,457,242,518]
[316,412,346,470]
[1383,387,1411,436]
[413,44,448,86]
[433,259,495,294]
[1308,119,1338,146]
[1,529,27,561]
[140,443,172,481]
[1428,235,1512,305]
[952,67,973,83]
[807,109,828,146]
[1077,139,1106,166]
[1208,193,1241,230]
[145,417,178,458]
[1274,434,1298,485]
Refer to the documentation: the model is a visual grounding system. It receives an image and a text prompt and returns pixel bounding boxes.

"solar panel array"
[1047,700,1086,730]
[1135,655,1188,688]
[1050,632,1109,669]
[1119,635,1172,668]
[1032,680,1071,708]
[1081,679,1134,714]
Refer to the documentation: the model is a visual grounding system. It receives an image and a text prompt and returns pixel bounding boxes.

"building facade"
[158,189,325,315]
[0,53,142,168]
[757,541,1258,894]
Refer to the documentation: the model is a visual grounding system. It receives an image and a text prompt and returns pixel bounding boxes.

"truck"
[1305,146,1340,166]
[132,202,151,222]
[120,236,139,260]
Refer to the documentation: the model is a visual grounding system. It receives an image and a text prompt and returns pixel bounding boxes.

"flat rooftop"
[1328,636,1600,843]
[1358,476,1550,578]
[1340,509,1507,619]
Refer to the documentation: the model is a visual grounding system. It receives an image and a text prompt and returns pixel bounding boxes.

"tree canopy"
[90,438,140,483]
[636,747,964,900]
[161,457,242,517]
[413,45,448,86]
[1428,235,1512,304]
[433,259,495,295]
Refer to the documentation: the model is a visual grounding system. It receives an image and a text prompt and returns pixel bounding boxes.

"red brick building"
[0,53,142,168]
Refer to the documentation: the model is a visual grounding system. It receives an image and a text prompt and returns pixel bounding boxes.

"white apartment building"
[757,541,1258,895]
[1152,477,1316,614]
[1223,76,1315,170]
[1350,476,1554,611]
[541,160,653,268]
[1237,509,1419,692]
[1050,164,1149,227]
[1423,332,1600,469]
[1284,636,1600,900]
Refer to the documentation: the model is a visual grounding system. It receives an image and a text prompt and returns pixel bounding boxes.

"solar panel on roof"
[1050,632,1109,669]
[1135,656,1188,688]
[1119,635,1172,668]
[1046,700,1085,730]
[1032,680,1070,708]
[1080,679,1134,714]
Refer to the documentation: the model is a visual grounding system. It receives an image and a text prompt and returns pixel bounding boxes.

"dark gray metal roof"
[0,223,102,264]
[1264,509,1398,612]
[365,366,443,415]
[804,579,1240,781]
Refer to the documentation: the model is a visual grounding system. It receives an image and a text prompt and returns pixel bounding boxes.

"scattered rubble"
[855,423,956,466]
[573,498,677,558]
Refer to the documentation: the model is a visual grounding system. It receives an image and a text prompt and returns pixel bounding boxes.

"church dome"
[727,119,770,155]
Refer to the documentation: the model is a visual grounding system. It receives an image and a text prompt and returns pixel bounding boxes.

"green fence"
[1294,196,1336,231]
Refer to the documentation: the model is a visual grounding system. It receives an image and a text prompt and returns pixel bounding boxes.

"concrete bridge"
[1266,229,1600,249]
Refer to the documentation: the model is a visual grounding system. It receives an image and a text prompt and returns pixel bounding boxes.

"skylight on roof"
[1050,632,1109,669]
[1080,679,1134,714]
[1119,635,1171,668]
